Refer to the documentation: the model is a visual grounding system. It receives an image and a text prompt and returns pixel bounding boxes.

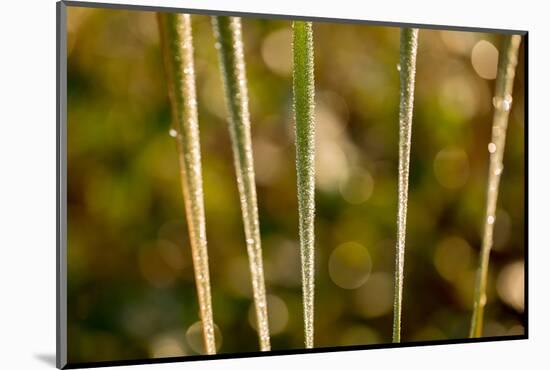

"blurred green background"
[66,6,525,364]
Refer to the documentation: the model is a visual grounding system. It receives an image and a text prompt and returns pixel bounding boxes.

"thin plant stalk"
[211,16,271,351]
[470,34,522,338]
[292,21,316,349]
[157,13,216,355]
[392,28,419,344]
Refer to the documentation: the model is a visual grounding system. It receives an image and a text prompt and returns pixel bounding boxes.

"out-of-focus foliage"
[66,6,525,363]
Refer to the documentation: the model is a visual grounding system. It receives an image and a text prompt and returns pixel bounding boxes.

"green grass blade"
[470,34,522,338]
[157,13,217,355]
[211,16,271,351]
[292,20,316,349]
[392,28,419,344]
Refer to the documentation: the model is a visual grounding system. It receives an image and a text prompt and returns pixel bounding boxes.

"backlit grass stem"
[157,13,216,355]
[212,16,271,352]
[470,34,522,338]
[292,21,316,349]
[392,28,419,344]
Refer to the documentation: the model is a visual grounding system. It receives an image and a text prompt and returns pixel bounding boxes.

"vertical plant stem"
[470,34,522,338]
[211,16,271,352]
[392,28,418,344]
[157,13,216,355]
[292,21,316,349]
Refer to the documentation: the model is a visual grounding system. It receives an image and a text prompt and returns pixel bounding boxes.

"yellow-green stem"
[470,34,522,338]
[392,28,418,344]
[292,20,316,349]
[212,16,271,351]
[157,12,216,355]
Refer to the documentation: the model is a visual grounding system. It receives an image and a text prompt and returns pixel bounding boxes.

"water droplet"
[396,64,401,72]
[492,95,513,111]
[487,215,495,225]
[502,99,512,112]
[480,293,487,306]
[169,129,177,138]
[488,142,497,153]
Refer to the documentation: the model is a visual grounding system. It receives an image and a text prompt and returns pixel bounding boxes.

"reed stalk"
[292,20,316,349]
[211,16,271,351]
[392,27,419,344]
[157,12,216,355]
[470,34,522,338]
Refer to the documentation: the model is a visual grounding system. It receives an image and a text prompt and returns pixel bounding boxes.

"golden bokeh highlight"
[497,260,524,312]
[328,242,372,289]
[185,321,223,354]
[434,236,473,282]
[149,333,187,358]
[261,27,293,76]
[439,74,481,119]
[339,168,374,204]
[248,294,289,335]
[471,40,499,80]
[354,272,393,318]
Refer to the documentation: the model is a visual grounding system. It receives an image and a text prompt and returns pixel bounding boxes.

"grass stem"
[292,21,316,349]
[470,34,522,338]
[158,13,217,355]
[212,16,271,351]
[392,28,419,344]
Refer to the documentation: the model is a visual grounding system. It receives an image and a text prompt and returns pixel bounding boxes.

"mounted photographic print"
[57,1,527,368]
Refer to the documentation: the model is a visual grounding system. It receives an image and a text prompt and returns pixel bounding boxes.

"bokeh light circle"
[328,242,372,289]
[185,321,223,354]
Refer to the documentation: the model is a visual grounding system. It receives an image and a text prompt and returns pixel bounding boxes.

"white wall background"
[0,0,545,369]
